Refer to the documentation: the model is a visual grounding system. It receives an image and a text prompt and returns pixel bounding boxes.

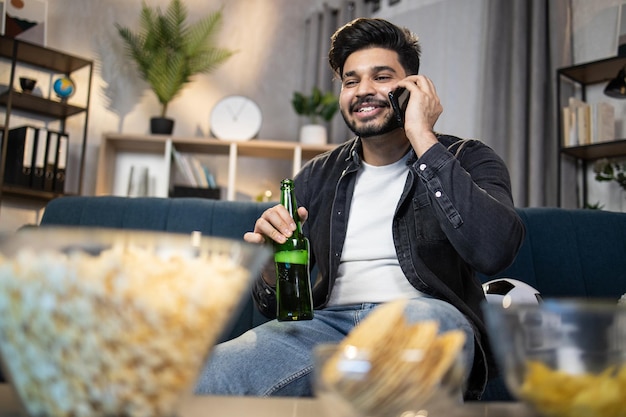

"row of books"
[171,145,217,189]
[3,126,68,193]
[562,98,615,147]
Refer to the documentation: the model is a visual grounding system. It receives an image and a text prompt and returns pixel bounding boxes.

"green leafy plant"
[593,158,626,191]
[116,0,234,118]
[291,86,339,124]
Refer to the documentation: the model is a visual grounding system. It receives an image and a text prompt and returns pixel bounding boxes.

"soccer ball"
[482,278,542,308]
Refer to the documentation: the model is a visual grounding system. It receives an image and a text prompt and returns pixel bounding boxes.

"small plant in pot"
[116,0,234,135]
[292,86,339,145]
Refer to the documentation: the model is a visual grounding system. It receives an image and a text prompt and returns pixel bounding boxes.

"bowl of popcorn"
[483,299,626,417]
[0,227,270,417]
[314,300,468,417]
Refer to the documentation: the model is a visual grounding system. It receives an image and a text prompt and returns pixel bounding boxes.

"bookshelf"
[96,133,337,201]
[0,36,93,203]
[557,55,626,206]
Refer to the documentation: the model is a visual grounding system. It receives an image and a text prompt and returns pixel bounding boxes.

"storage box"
[170,185,220,200]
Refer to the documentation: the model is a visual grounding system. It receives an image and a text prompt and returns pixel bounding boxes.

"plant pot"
[299,124,327,145]
[150,117,175,135]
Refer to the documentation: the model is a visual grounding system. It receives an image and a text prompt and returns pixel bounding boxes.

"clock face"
[210,95,262,141]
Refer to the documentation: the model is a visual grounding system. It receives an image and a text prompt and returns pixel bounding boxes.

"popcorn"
[0,242,250,417]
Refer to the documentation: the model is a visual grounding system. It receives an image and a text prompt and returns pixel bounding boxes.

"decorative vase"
[299,124,327,145]
[150,117,174,135]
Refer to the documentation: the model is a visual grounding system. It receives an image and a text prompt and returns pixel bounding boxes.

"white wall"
[0,0,623,231]
[372,0,487,140]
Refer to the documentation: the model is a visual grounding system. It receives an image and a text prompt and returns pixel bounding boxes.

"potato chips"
[520,360,626,417]
[319,299,466,417]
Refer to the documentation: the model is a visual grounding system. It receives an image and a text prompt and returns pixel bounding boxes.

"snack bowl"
[0,227,270,417]
[313,343,466,417]
[312,301,468,417]
[483,299,626,417]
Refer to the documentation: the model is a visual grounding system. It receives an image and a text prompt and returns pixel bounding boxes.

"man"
[196,17,524,400]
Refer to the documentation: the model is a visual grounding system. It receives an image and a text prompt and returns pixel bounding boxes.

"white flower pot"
[299,124,327,145]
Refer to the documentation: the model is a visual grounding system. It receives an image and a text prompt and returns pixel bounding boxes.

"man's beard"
[340,105,402,138]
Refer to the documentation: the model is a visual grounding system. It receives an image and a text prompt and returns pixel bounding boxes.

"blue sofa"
[38,196,626,400]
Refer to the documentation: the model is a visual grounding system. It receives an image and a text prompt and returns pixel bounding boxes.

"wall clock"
[210,95,262,141]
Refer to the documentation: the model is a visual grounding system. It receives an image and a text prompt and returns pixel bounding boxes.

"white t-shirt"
[327,153,424,306]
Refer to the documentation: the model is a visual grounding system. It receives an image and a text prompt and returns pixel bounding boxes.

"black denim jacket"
[253,134,525,399]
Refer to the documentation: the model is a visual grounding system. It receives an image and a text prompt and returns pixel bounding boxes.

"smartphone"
[388,87,410,125]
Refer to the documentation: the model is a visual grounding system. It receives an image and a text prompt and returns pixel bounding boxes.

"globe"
[53,76,76,99]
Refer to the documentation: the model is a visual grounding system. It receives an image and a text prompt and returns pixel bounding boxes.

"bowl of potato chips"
[314,300,468,417]
[0,227,270,417]
[483,299,626,417]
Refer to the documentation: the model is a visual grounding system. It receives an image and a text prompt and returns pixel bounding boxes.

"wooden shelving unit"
[96,133,337,201]
[557,55,626,206]
[0,36,93,203]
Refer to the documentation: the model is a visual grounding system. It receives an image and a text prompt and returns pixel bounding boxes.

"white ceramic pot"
[299,124,327,145]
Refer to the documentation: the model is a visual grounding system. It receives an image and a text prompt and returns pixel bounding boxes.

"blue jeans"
[195,297,474,397]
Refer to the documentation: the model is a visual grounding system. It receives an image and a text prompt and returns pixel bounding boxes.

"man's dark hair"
[328,18,421,78]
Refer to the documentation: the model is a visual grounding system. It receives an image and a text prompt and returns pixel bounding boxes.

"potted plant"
[593,158,626,211]
[292,86,339,144]
[116,0,234,134]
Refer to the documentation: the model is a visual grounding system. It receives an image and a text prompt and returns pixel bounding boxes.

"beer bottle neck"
[280,185,303,237]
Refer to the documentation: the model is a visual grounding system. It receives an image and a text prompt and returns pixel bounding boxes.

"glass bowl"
[483,299,626,417]
[314,342,466,417]
[0,227,270,417]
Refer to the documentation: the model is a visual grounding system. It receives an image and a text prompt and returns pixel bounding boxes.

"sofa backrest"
[40,198,626,336]
[40,196,274,239]
[478,207,626,301]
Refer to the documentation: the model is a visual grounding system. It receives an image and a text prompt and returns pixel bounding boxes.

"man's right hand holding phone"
[392,75,443,158]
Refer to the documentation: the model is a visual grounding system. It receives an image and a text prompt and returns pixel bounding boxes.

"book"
[562,106,575,147]
[189,156,209,188]
[591,102,615,143]
[203,165,217,188]
[171,146,198,187]
[569,97,590,146]
[562,97,591,147]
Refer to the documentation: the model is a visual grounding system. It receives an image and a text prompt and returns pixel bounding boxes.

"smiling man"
[196,18,525,401]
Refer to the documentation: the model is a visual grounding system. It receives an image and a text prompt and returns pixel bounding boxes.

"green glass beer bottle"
[274,179,314,321]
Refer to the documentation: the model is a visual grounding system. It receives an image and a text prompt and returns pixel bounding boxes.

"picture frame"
[0,0,47,46]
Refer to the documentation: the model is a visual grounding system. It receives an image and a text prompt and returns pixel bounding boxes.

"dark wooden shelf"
[561,139,626,160]
[0,90,85,118]
[558,55,626,85]
[0,37,91,73]
[1,185,63,202]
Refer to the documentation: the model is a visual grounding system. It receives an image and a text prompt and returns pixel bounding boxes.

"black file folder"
[53,134,68,193]
[32,128,47,190]
[43,130,59,192]
[3,126,38,188]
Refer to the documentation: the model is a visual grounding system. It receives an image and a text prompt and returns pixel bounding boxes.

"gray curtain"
[481,0,572,207]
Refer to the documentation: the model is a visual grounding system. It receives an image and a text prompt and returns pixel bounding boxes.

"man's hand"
[243,204,309,245]
[396,75,443,157]
[244,204,309,287]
